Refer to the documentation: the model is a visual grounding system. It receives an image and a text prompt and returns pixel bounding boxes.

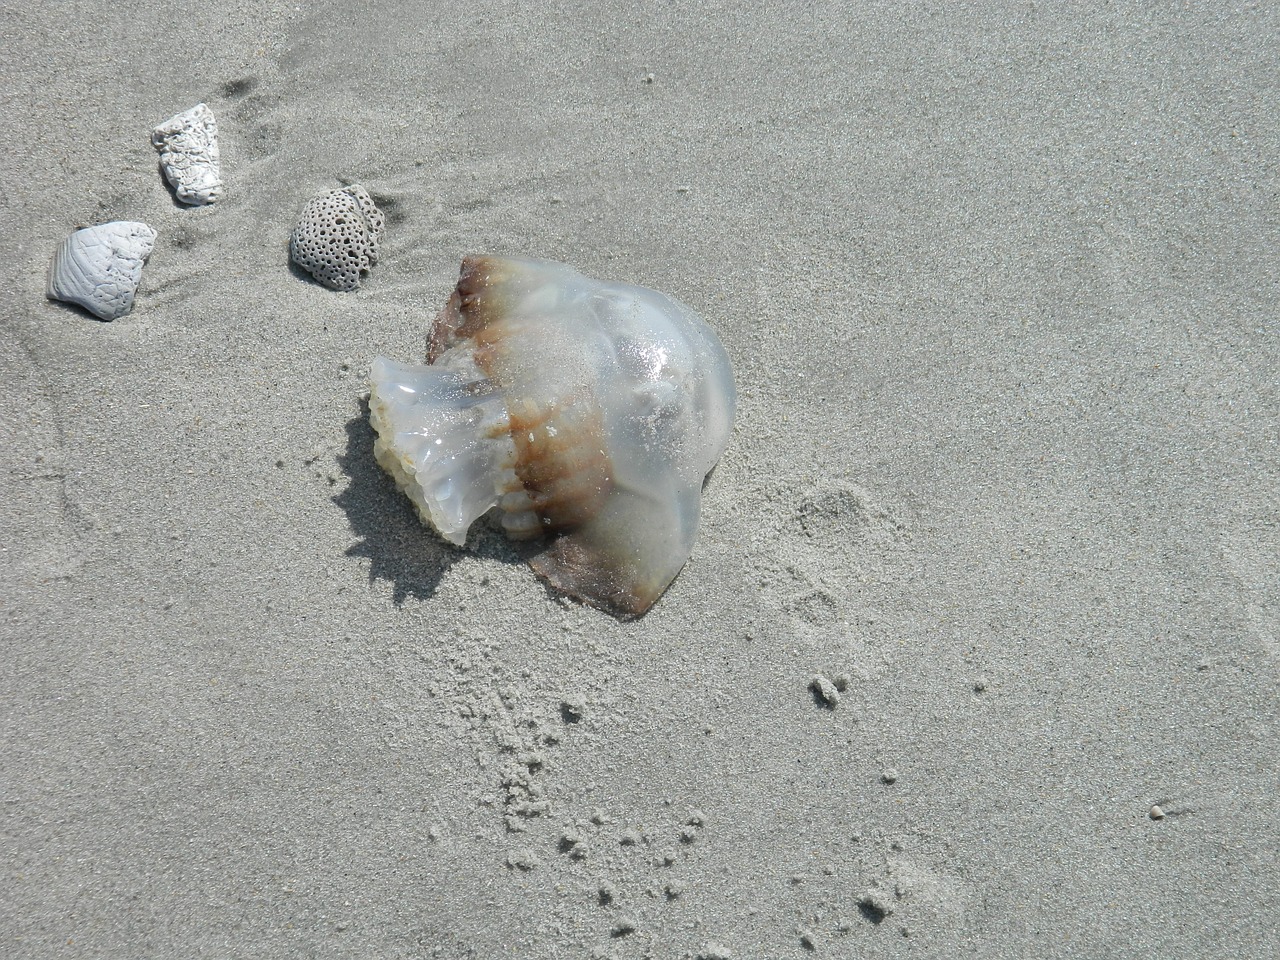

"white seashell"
[369,255,736,616]
[46,221,158,321]
[289,184,386,291]
[152,103,223,205]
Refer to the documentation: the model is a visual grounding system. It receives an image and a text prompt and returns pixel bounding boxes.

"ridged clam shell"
[370,255,736,616]
[152,103,222,205]
[46,222,158,321]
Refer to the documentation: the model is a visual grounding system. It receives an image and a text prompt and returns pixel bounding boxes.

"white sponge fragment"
[288,184,386,292]
[152,104,223,205]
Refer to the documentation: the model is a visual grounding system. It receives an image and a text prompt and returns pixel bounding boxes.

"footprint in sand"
[759,479,913,656]
[794,480,911,547]
[811,835,973,943]
[1,337,92,587]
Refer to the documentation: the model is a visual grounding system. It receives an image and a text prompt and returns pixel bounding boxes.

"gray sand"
[3,1,1277,957]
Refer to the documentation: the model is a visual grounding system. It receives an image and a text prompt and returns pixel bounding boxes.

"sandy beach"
[2,1,1277,956]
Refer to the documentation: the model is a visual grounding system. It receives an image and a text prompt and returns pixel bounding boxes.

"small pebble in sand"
[687,809,707,827]
[799,928,819,950]
[664,880,686,899]
[679,826,698,844]
[810,675,841,707]
[881,768,899,785]
[611,916,638,937]
[560,829,585,855]
[857,891,893,923]
[619,828,642,846]
[1149,804,1166,820]
[506,848,540,871]
[598,881,616,905]
[698,944,733,960]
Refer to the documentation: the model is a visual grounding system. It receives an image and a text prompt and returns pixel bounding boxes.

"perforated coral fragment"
[288,184,386,291]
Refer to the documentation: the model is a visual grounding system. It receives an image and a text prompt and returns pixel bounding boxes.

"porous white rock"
[288,184,386,291]
[152,104,222,205]
[46,221,158,320]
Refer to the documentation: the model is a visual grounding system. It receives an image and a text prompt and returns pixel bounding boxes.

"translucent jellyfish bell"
[369,255,735,616]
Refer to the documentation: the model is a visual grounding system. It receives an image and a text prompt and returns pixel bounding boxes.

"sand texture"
[2,1,1278,957]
